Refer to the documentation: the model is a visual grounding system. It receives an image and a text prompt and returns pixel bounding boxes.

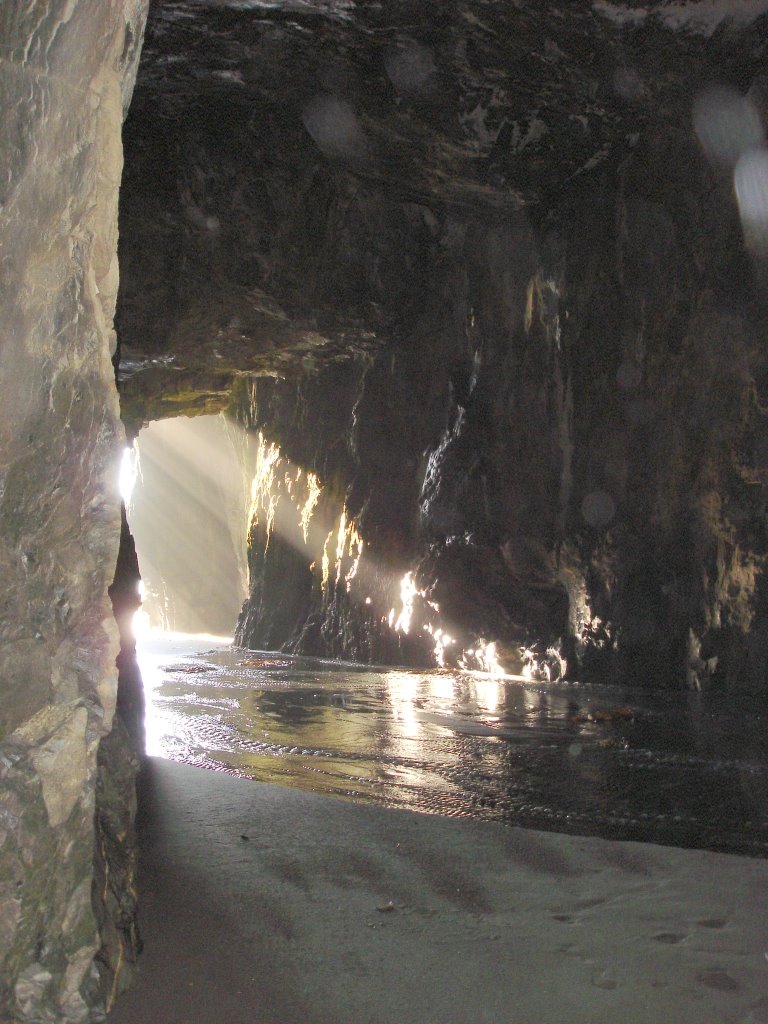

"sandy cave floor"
[106,758,768,1024]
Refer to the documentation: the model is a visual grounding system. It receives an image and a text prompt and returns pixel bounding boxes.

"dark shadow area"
[105,758,768,1024]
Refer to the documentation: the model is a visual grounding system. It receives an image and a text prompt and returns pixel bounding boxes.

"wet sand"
[136,632,768,856]
[107,757,768,1024]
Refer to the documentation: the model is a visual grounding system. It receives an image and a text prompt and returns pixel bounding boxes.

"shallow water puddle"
[137,631,768,856]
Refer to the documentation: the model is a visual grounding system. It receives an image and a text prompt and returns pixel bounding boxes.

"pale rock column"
[0,1,148,1021]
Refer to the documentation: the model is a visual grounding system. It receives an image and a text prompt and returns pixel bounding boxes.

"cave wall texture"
[0,1,148,1021]
[119,0,768,692]
[1,0,766,1018]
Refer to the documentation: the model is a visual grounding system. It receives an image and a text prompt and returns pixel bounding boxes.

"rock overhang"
[130,0,768,197]
[115,0,768,686]
[118,0,768,408]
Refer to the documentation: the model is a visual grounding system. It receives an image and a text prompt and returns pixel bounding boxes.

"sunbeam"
[127,414,539,678]
[127,415,253,635]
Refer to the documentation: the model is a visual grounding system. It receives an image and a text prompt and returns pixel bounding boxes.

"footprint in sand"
[697,968,740,991]
[652,931,687,944]
[591,968,619,990]
[550,897,608,924]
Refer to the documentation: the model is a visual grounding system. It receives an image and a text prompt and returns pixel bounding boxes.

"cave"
[3,1,768,1020]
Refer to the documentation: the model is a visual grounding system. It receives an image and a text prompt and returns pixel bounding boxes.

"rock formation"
[120,0,768,690]
[3,1,768,1017]
[0,2,147,1020]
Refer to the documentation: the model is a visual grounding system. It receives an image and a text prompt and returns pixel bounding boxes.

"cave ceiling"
[118,0,768,425]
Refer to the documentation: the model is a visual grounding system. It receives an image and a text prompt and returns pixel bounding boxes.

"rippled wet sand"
[138,632,768,856]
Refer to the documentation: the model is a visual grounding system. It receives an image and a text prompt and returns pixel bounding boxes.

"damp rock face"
[118,2,768,689]
[0,1,147,1020]
[227,148,768,692]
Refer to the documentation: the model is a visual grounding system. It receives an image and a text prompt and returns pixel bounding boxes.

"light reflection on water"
[136,632,768,857]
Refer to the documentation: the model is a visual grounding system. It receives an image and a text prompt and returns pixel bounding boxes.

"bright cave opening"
[123,415,251,638]
[118,411,536,680]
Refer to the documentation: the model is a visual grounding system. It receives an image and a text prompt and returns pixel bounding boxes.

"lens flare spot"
[693,84,764,170]
[735,147,768,256]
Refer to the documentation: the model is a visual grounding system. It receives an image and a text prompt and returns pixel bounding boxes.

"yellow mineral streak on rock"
[299,471,321,544]
[247,432,282,549]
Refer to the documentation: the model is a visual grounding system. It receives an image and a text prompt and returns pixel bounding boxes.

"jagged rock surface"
[4,1,768,1021]
[229,145,768,691]
[118,1,768,689]
[0,2,148,1020]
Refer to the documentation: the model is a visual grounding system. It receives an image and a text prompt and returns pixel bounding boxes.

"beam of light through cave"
[125,413,542,683]
[126,415,252,636]
[242,427,538,681]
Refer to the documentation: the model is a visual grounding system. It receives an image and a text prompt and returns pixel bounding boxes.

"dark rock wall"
[0,2,148,1020]
[117,4,768,691]
[233,122,768,691]
[558,127,768,690]
[230,212,568,671]
[0,0,764,1018]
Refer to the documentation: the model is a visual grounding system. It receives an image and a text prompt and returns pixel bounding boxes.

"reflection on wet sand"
[137,632,768,857]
